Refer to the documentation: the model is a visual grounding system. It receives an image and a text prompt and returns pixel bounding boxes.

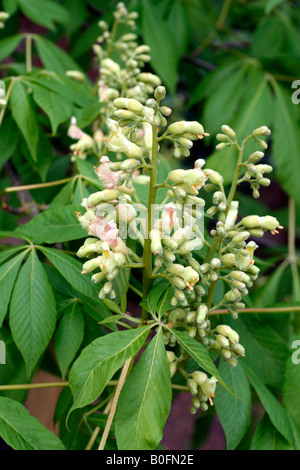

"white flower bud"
[221,124,236,139]
[252,126,271,136]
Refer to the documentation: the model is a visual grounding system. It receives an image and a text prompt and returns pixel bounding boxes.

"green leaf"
[103,298,122,315]
[0,396,65,450]
[40,247,99,300]
[0,115,19,169]
[31,82,72,134]
[75,157,103,190]
[34,35,81,74]
[115,328,172,450]
[214,361,251,450]
[203,65,247,135]
[283,350,300,445]
[170,329,231,393]
[251,17,284,58]
[10,250,57,377]
[272,82,300,206]
[167,0,189,57]
[17,0,70,31]
[254,260,288,307]
[251,414,292,450]
[10,80,39,161]
[69,326,151,414]
[18,205,86,244]
[0,249,28,327]
[242,363,294,446]
[142,0,178,93]
[24,74,95,108]
[98,314,123,325]
[226,315,290,387]
[265,0,285,14]
[140,279,174,318]
[54,301,84,379]
[3,0,18,15]
[80,296,113,325]
[0,35,23,63]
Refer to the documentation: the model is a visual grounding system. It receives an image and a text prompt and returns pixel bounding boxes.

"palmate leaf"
[9,250,57,377]
[68,326,151,415]
[54,301,84,379]
[0,249,29,327]
[214,361,251,450]
[115,328,172,450]
[170,329,232,393]
[0,396,65,450]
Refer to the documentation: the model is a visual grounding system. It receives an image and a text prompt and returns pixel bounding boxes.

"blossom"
[88,217,119,248]
[104,119,143,158]
[95,156,120,189]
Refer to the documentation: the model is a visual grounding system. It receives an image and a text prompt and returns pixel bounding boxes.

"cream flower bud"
[154,86,166,101]
[87,190,119,206]
[196,305,208,324]
[221,125,236,139]
[205,169,223,186]
[82,257,101,273]
[232,231,250,244]
[249,151,264,162]
[241,215,261,228]
[168,121,204,136]
[252,126,271,136]
[216,325,239,343]
[101,58,120,73]
[137,72,161,87]
[259,216,280,231]
[91,272,106,283]
[230,271,251,284]
[135,45,151,54]
[66,70,85,81]
[160,106,172,117]
[216,334,230,348]
[192,371,207,386]
[201,377,217,397]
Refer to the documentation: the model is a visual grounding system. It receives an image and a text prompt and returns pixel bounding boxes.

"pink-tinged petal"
[68,117,85,140]
[95,157,120,189]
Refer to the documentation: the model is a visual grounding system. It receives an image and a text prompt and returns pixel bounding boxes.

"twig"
[4,161,40,217]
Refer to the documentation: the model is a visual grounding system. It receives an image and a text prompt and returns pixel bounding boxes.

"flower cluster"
[73,5,281,415]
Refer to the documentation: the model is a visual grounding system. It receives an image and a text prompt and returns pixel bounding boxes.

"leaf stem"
[98,358,131,450]
[209,306,300,315]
